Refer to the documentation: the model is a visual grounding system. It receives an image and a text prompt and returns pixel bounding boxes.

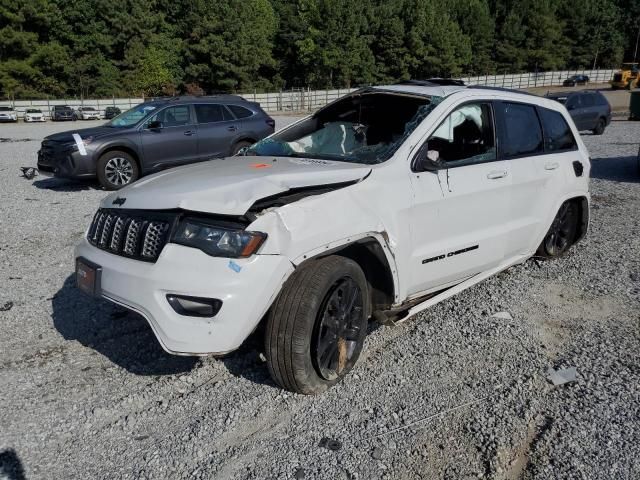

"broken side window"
[427,102,496,167]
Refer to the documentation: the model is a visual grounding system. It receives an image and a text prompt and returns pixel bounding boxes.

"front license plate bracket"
[76,257,102,297]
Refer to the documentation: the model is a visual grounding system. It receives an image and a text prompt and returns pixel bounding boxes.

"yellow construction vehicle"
[610,63,640,89]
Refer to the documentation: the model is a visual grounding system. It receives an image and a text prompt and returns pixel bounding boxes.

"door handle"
[487,170,507,179]
[184,130,195,136]
[227,125,237,132]
[544,162,559,171]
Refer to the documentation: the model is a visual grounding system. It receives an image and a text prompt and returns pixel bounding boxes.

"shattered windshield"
[246,92,441,164]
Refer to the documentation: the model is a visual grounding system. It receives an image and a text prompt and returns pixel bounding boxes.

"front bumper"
[74,239,294,355]
[37,145,96,178]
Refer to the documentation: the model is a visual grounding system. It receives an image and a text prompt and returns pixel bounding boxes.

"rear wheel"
[265,255,370,394]
[592,118,606,135]
[232,140,253,155]
[536,202,579,259]
[97,151,140,190]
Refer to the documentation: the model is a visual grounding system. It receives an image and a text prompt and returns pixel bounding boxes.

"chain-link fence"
[0,69,618,118]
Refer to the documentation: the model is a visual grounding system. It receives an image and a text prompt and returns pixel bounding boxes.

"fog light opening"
[166,294,222,318]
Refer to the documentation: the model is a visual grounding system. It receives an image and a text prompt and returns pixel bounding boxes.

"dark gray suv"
[546,90,611,135]
[38,96,275,190]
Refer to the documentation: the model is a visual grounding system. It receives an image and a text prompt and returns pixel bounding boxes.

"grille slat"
[87,209,172,262]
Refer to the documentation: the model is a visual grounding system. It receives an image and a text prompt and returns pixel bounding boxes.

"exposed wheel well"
[98,146,141,172]
[235,137,257,146]
[568,196,589,243]
[315,238,396,312]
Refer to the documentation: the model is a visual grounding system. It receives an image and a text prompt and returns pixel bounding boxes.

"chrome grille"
[87,209,174,262]
[109,217,126,251]
[123,220,142,256]
[142,222,169,259]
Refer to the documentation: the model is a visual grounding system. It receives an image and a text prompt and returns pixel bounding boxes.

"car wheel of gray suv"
[232,140,253,155]
[265,255,370,395]
[537,201,579,259]
[592,118,606,135]
[97,151,140,190]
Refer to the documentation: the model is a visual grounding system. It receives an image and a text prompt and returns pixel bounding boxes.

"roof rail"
[147,94,247,102]
[397,78,466,87]
[466,85,540,97]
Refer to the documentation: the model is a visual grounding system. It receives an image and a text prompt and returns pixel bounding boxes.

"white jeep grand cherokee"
[75,81,590,394]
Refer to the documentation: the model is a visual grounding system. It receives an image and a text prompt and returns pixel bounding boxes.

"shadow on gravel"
[51,275,197,375]
[218,326,279,389]
[0,449,26,480]
[32,177,99,192]
[590,156,639,184]
[218,317,383,389]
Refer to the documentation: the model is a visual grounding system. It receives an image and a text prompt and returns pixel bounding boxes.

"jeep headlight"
[172,219,267,258]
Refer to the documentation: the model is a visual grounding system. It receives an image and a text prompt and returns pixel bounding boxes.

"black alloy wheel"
[312,277,364,381]
[539,202,579,258]
[265,255,370,394]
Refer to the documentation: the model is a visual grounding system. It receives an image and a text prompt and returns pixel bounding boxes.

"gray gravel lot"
[0,119,639,479]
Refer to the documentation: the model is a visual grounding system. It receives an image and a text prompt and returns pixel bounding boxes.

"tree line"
[1,0,638,99]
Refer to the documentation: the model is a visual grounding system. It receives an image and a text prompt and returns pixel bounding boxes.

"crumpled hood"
[101,156,371,215]
[45,126,114,143]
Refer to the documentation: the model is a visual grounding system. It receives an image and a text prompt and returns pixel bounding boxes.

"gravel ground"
[0,119,639,479]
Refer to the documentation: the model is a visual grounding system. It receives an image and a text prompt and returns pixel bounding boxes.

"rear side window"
[581,94,595,108]
[498,103,543,157]
[195,104,233,123]
[565,95,581,110]
[538,108,577,152]
[595,94,609,106]
[228,105,254,119]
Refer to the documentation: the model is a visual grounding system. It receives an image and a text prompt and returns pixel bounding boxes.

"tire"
[536,201,579,259]
[265,255,370,395]
[592,118,606,135]
[232,140,253,155]
[97,151,140,190]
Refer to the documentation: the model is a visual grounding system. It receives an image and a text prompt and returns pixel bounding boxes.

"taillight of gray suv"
[37,95,275,190]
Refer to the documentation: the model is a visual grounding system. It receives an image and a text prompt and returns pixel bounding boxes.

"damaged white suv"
[75,81,590,394]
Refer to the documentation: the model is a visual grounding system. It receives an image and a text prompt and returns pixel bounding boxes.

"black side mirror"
[417,149,443,171]
[147,120,163,130]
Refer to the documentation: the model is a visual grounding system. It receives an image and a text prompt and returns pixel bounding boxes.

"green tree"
[182,0,277,91]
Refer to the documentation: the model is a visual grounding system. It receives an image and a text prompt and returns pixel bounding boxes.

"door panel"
[141,105,198,169]
[407,101,509,296]
[194,104,240,158]
[408,162,511,295]
[493,101,549,258]
[525,107,581,250]
[566,96,586,130]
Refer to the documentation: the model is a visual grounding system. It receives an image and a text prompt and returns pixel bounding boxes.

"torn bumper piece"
[74,238,294,355]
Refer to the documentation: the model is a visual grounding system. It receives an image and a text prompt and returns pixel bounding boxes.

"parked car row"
[0,105,122,122]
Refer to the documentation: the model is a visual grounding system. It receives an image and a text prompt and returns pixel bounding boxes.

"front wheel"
[97,151,140,190]
[265,255,370,394]
[536,202,579,259]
